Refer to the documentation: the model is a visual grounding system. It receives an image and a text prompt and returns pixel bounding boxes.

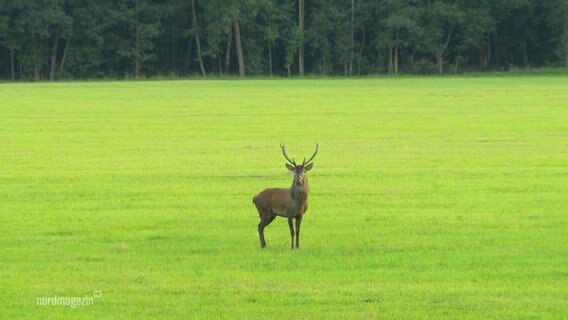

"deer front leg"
[295,216,302,249]
[287,216,295,250]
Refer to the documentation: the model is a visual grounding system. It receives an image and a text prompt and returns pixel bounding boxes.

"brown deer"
[253,143,318,249]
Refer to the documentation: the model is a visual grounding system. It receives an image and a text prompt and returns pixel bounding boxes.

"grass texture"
[1,76,567,319]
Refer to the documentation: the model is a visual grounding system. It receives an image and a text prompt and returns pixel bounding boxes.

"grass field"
[1,76,567,319]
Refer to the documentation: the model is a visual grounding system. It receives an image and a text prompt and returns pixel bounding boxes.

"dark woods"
[0,0,566,80]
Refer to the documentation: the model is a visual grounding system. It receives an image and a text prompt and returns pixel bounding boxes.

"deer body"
[253,144,317,249]
[254,187,309,218]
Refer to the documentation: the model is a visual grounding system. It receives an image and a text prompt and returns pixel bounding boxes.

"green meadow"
[1,76,567,319]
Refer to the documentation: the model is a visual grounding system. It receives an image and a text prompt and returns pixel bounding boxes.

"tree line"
[0,0,567,80]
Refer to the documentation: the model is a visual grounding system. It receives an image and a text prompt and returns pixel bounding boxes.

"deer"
[252,143,318,249]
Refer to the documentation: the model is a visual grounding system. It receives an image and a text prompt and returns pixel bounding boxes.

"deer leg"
[287,216,295,250]
[258,218,267,249]
[258,212,276,249]
[258,212,268,248]
[261,213,276,248]
[295,216,302,249]
[258,221,265,248]
[265,214,277,228]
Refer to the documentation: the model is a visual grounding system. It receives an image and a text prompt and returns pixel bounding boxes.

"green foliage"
[1,77,567,318]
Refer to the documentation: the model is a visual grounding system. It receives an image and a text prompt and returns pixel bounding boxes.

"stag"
[253,143,318,249]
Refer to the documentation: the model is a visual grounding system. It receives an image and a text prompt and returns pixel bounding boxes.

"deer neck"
[290,178,309,203]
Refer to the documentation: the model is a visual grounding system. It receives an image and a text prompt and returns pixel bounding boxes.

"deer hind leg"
[258,223,266,248]
[258,215,267,249]
[258,211,276,249]
[254,201,267,248]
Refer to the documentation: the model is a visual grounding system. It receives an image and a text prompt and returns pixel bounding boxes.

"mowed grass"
[0,76,567,319]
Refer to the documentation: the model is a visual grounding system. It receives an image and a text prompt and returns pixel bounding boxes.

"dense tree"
[541,0,568,68]
[0,0,565,80]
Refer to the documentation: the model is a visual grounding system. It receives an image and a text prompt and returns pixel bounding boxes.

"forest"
[0,0,567,80]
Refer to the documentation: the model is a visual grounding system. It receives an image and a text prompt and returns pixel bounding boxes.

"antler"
[302,143,319,166]
[280,144,296,166]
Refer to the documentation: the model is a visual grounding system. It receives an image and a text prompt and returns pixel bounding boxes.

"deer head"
[280,143,318,187]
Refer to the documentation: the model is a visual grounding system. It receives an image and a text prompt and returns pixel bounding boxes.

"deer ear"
[286,164,295,171]
[305,163,314,171]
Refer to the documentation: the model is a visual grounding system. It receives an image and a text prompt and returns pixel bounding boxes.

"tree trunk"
[60,3,78,74]
[267,7,273,77]
[19,57,23,80]
[50,32,60,80]
[59,37,71,74]
[436,52,443,75]
[436,27,453,75]
[191,0,207,77]
[377,46,381,73]
[34,46,40,81]
[492,34,499,67]
[388,47,393,75]
[10,49,15,80]
[487,34,491,66]
[454,53,461,72]
[184,36,193,72]
[234,21,245,77]
[479,46,487,68]
[394,27,399,75]
[349,0,355,76]
[394,45,398,75]
[298,0,305,76]
[218,55,222,75]
[225,30,232,74]
[358,26,365,75]
[507,47,513,67]
[521,41,528,67]
[268,40,273,77]
[135,11,141,78]
[171,28,177,73]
